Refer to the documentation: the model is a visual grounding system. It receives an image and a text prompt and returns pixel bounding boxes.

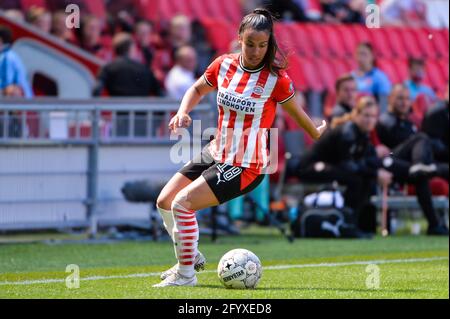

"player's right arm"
[168,77,216,133]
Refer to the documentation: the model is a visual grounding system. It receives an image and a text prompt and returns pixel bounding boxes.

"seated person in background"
[352,42,391,113]
[78,15,112,62]
[381,0,428,27]
[297,96,392,237]
[422,83,449,163]
[376,84,448,235]
[133,20,155,68]
[329,74,358,121]
[0,26,33,98]
[51,10,79,45]
[165,46,197,100]
[320,0,364,24]
[94,32,162,97]
[263,0,311,22]
[93,33,163,137]
[404,57,436,102]
[25,6,52,34]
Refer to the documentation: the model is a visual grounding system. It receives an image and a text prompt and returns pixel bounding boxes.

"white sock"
[171,201,198,278]
[156,204,175,241]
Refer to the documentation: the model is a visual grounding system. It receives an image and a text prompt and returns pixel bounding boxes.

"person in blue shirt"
[0,26,33,98]
[404,57,436,102]
[352,42,391,113]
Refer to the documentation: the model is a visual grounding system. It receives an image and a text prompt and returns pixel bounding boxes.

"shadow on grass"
[196,284,422,294]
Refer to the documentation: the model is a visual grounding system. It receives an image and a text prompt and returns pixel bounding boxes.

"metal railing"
[0,98,214,234]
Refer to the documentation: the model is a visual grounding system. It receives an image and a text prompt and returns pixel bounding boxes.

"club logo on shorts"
[253,85,264,95]
[216,164,242,185]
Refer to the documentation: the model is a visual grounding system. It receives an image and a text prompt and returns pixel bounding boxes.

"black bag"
[294,187,356,238]
[300,208,346,238]
[121,180,164,203]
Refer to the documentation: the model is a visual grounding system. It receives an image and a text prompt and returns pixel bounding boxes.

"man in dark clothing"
[94,33,162,97]
[329,74,358,121]
[422,85,449,163]
[264,0,311,22]
[376,84,448,235]
[94,32,163,137]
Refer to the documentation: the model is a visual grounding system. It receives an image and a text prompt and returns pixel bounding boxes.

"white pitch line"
[0,256,447,286]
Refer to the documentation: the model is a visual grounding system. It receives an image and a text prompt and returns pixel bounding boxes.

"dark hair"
[25,6,50,24]
[134,19,153,31]
[113,33,133,56]
[238,8,287,75]
[357,41,376,67]
[335,73,355,92]
[0,26,13,45]
[408,56,425,68]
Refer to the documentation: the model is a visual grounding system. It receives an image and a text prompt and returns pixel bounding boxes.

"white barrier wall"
[0,144,184,230]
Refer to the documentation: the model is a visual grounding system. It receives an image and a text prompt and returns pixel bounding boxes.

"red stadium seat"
[439,28,449,46]
[221,0,242,24]
[381,27,409,60]
[141,0,243,23]
[377,59,396,83]
[320,25,347,59]
[437,59,449,83]
[335,25,358,57]
[274,23,297,53]
[411,93,434,128]
[135,0,159,21]
[350,24,371,45]
[290,24,315,58]
[332,58,354,78]
[379,58,409,84]
[396,59,409,83]
[412,28,439,59]
[400,28,426,59]
[303,24,329,58]
[198,0,222,21]
[368,28,394,59]
[425,28,449,59]
[408,178,449,196]
[200,19,236,54]
[20,0,47,10]
[288,55,324,92]
[311,57,337,92]
[84,0,106,20]
[425,59,447,92]
[286,54,308,91]
[158,0,176,21]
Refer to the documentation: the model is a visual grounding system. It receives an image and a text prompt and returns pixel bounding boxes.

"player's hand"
[376,144,391,158]
[316,120,327,138]
[168,112,192,133]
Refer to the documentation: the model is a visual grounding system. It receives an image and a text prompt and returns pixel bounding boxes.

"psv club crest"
[253,85,264,95]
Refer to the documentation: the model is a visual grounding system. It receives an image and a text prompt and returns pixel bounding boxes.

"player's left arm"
[281,97,327,140]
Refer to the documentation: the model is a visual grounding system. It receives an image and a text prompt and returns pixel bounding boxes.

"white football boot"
[152,272,197,287]
[160,252,206,280]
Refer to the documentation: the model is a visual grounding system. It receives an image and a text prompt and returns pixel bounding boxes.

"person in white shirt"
[164,45,197,100]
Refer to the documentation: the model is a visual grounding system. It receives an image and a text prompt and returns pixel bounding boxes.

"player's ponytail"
[239,8,287,75]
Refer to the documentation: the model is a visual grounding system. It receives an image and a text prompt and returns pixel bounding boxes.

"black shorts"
[178,143,265,204]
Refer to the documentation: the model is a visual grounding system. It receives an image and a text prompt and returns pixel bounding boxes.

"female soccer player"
[153,8,327,287]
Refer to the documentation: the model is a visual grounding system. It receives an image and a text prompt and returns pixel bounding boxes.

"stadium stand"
[2,2,448,96]
[0,0,448,234]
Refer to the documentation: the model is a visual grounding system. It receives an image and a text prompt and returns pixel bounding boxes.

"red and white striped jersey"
[203,53,295,171]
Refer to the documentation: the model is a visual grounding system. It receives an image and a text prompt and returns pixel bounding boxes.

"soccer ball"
[217,248,262,289]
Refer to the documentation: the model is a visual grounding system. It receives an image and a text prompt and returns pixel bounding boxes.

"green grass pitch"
[0,229,448,299]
